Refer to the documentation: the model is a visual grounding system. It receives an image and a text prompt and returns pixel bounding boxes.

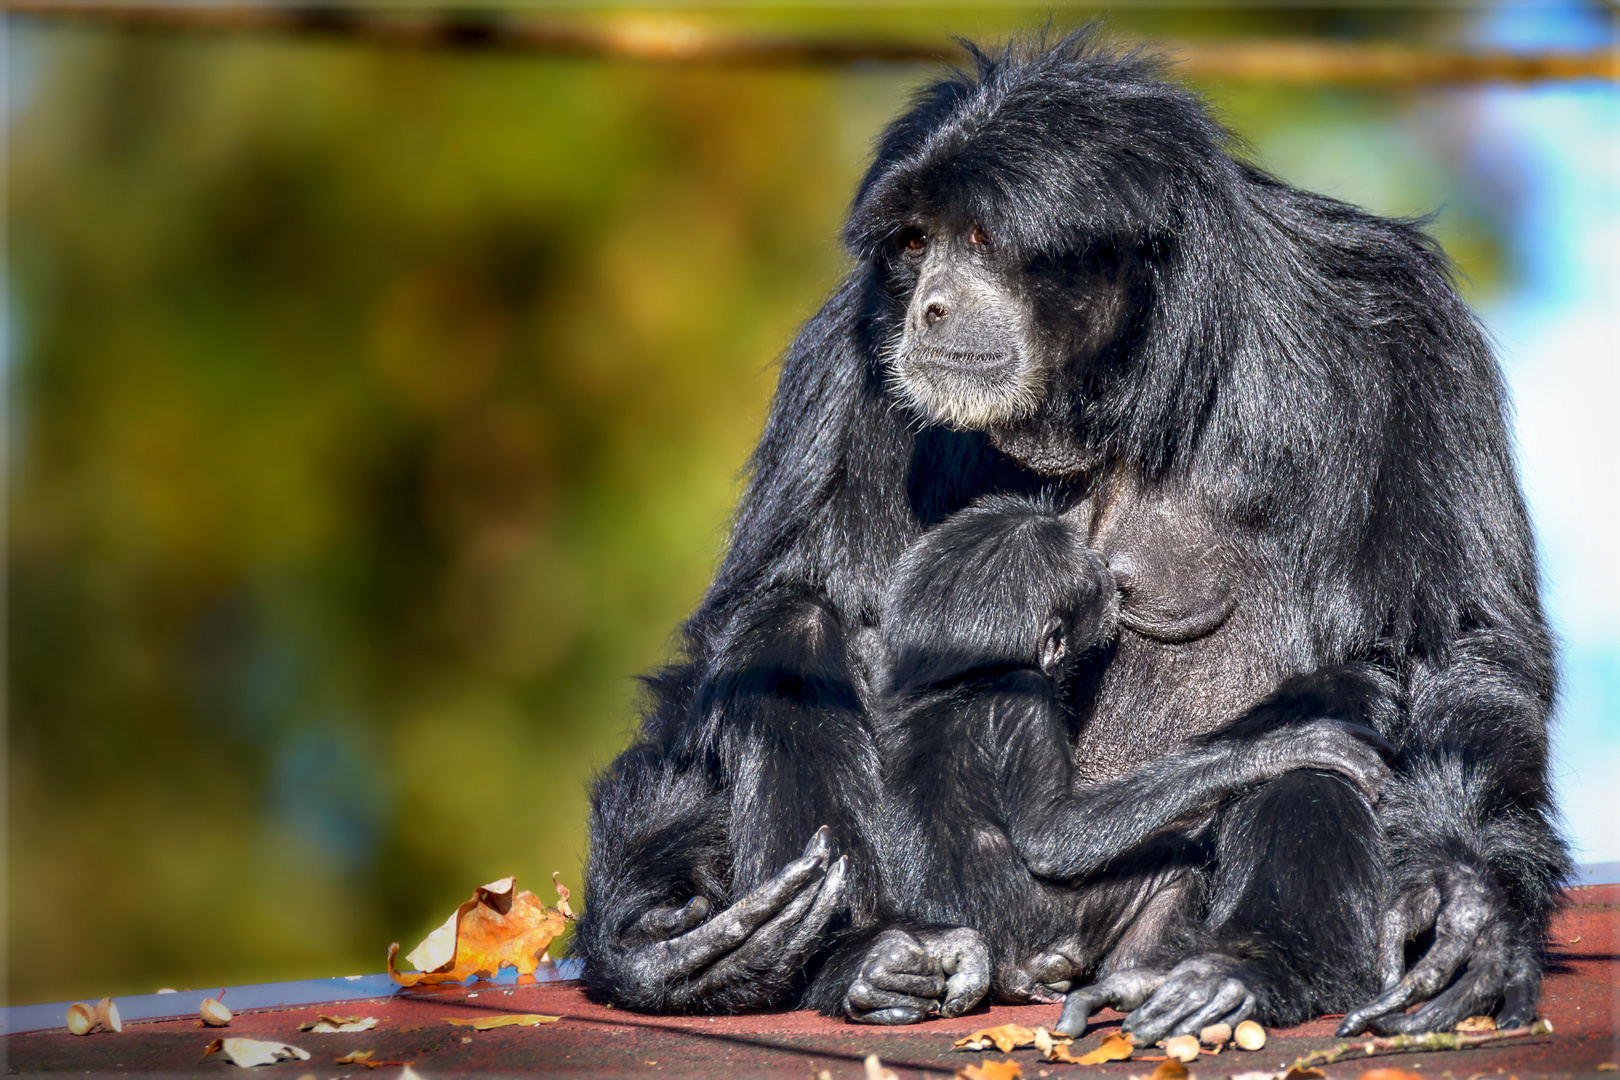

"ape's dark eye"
[900,230,928,256]
[970,224,993,248]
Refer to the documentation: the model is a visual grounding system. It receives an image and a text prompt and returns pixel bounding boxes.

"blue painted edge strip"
[7,859,1619,1038]
[0,958,584,1036]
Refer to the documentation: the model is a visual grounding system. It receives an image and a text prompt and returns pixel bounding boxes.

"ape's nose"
[924,302,949,327]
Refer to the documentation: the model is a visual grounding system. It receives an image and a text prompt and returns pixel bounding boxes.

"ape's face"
[884,218,1142,458]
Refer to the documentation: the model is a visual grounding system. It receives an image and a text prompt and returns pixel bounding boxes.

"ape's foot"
[1055,968,1167,1036]
[1000,949,1084,1005]
[1338,860,1539,1037]
[1119,954,1258,1045]
[843,927,991,1025]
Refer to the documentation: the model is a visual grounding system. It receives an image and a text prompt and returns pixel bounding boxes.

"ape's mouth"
[892,349,1043,431]
[907,350,1015,374]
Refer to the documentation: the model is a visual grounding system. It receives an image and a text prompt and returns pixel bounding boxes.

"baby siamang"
[859,494,1391,1024]
[575,31,1569,1040]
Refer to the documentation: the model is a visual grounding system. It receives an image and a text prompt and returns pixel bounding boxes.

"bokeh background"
[5,2,1615,1006]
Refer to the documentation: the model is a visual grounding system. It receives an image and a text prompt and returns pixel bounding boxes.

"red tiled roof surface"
[7,884,1614,1078]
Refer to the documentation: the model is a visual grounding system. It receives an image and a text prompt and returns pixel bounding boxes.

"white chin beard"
[895,369,1042,431]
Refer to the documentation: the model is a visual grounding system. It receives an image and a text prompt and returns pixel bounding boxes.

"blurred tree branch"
[5,2,1615,85]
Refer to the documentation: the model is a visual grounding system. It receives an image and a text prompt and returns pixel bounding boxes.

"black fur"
[573,30,1569,1036]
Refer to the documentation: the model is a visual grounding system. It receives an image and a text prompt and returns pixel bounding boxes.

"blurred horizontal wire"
[4,2,1616,83]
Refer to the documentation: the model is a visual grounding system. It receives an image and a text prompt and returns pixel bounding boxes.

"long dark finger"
[1374,962,1501,1036]
[849,1005,929,1026]
[1055,990,1109,1037]
[632,895,711,945]
[1056,971,1165,1037]
[1373,879,1444,994]
[940,962,990,1018]
[845,983,938,1014]
[1498,951,1539,1030]
[1124,969,1204,1035]
[1376,905,1411,992]
[691,864,830,994]
[868,970,946,998]
[1218,994,1257,1030]
[1172,979,1251,1037]
[1328,719,1397,761]
[648,853,825,972]
[801,825,832,860]
[923,928,991,1018]
[775,855,849,962]
[1337,924,1476,1038]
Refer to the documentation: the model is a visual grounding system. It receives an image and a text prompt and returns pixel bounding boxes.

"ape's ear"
[1039,617,1067,676]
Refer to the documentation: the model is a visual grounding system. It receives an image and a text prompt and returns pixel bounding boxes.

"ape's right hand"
[620,827,849,1001]
[1247,718,1394,803]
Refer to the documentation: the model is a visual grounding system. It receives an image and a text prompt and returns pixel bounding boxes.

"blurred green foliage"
[6,10,1507,1005]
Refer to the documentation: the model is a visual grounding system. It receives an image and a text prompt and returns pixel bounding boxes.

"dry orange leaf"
[866,1056,901,1080]
[300,1014,378,1033]
[202,1038,310,1067]
[1033,1027,1081,1063]
[955,1024,1039,1053]
[1455,1016,1496,1033]
[1147,1060,1189,1080]
[1359,1070,1424,1080]
[552,872,575,920]
[387,876,569,987]
[957,1062,1023,1080]
[1077,1032,1136,1064]
[334,1049,404,1069]
[443,1013,560,1030]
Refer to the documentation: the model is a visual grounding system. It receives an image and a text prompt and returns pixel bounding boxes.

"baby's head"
[885,493,1119,691]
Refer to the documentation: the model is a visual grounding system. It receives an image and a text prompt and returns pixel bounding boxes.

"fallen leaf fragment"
[1163,1035,1200,1063]
[337,1051,375,1066]
[1200,1022,1232,1047]
[1234,1020,1268,1050]
[552,873,575,920]
[201,998,233,1027]
[203,1037,311,1067]
[301,1014,379,1033]
[94,997,123,1033]
[866,1054,900,1080]
[388,876,567,987]
[1033,1027,1082,1064]
[955,1024,1038,1054]
[1077,1032,1136,1065]
[957,1062,1023,1080]
[443,1013,559,1030]
[1147,1060,1188,1080]
[1595,1064,1617,1072]
[1358,1070,1423,1080]
[1454,1016,1496,1033]
[66,1003,96,1036]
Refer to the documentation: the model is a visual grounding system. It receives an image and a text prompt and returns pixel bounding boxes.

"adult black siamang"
[574,32,1569,1041]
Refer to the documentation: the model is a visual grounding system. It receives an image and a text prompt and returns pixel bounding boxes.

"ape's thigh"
[1207,770,1384,1009]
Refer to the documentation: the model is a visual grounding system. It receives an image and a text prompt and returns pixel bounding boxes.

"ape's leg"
[1118,770,1384,1042]
[575,589,878,1014]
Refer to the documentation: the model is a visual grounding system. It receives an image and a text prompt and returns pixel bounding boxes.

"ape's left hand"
[1337,859,1539,1036]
